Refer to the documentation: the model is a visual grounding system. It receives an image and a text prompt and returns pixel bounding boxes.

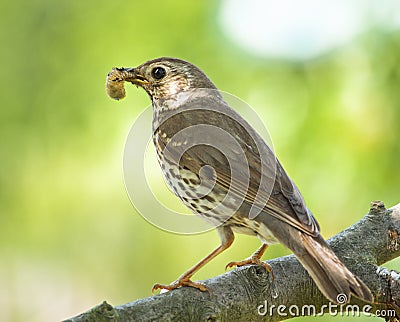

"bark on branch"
[64,201,400,321]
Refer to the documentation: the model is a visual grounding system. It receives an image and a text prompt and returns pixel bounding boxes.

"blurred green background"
[1,0,399,321]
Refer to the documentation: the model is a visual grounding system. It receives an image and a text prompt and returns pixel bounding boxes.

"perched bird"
[106,58,373,304]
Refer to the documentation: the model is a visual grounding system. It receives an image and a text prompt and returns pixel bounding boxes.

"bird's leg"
[225,243,273,274]
[152,226,234,294]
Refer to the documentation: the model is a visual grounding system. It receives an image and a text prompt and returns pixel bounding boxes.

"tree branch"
[64,201,400,321]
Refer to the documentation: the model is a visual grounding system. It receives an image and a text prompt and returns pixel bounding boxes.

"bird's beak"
[119,67,150,86]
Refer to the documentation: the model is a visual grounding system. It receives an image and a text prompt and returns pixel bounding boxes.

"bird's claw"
[225,257,274,277]
[152,278,210,294]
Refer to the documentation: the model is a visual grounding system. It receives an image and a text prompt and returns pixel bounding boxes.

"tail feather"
[296,234,373,303]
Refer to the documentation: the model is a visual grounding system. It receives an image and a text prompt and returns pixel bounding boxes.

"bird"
[106,57,373,304]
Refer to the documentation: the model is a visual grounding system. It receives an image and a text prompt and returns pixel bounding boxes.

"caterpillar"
[106,67,130,100]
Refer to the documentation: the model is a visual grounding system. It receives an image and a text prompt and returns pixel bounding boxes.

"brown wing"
[156,95,319,236]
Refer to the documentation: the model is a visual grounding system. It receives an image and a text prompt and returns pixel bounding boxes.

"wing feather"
[156,95,319,236]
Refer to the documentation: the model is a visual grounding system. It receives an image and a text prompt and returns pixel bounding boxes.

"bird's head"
[107,58,217,103]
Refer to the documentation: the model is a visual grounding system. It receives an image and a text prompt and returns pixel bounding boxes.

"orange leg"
[152,226,234,293]
[225,243,273,274]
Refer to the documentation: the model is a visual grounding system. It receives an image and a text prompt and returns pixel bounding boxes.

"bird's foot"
[152,278,210,294]
[225,256,273,275]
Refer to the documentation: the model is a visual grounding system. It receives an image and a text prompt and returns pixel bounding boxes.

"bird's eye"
[151,67,166,80]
